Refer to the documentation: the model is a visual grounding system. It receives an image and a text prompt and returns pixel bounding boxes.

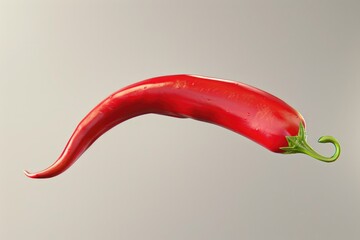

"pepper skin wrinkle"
[25,74,340,179]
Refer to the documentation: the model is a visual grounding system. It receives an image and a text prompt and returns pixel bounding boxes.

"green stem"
[280,122,341,162]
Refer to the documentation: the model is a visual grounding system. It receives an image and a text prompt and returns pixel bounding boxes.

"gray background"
[1,1,359,239]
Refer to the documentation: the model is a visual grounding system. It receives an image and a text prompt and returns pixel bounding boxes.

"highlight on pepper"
[25,74,341,179]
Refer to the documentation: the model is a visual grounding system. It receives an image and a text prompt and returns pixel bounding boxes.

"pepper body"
[25,74,339,179]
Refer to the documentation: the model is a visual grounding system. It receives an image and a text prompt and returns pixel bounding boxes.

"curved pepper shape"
[25,74,340,178]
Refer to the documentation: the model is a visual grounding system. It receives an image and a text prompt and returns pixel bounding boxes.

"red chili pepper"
[25,74,340,178]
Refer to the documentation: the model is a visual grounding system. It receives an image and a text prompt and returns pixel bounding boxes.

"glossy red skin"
[27,74,305,178]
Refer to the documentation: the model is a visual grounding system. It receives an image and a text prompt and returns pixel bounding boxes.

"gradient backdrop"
[1,1,360,239]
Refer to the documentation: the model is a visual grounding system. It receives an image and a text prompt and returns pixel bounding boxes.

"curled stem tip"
[280,123,341,162]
